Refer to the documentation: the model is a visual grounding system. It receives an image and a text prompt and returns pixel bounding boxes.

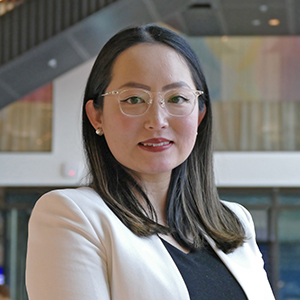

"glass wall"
[0,188,52,300]
[219,188,300,299]
[278,193,300,299]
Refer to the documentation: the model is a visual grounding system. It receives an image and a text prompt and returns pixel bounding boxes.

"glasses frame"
[101,88,204,117]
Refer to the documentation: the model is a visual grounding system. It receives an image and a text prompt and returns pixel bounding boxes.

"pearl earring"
[96,127,104,136]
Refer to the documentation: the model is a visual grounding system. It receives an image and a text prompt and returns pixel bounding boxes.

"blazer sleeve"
[26,190,110,300]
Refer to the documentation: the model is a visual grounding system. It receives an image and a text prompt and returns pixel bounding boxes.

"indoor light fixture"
[47,58,57,68]
[252,19,261,26]
[259,5,268,12]
[269,19,280,26]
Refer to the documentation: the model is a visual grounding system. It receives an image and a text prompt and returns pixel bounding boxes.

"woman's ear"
[85,100,103,130]
[198,104,206,126]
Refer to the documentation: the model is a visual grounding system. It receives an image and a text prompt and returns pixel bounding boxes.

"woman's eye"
[168,96,189,104]
[121,97,144,104]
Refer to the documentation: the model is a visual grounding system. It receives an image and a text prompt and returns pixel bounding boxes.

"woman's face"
[87,43,205,180]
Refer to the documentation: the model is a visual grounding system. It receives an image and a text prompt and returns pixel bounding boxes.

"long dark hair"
[82,24,245,253]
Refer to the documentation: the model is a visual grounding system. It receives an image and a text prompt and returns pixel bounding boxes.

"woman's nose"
[144,97,169,130]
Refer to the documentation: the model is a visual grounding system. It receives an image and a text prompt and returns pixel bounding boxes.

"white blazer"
[26,187,275,300]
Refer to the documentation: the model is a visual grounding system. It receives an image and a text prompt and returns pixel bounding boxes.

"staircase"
[0,0,189,109]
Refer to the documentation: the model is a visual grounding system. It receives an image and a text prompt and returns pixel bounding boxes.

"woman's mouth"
[139,141,172,147]
[138,139,173,152]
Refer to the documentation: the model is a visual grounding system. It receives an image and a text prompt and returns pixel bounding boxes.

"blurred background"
[0,0,300,299]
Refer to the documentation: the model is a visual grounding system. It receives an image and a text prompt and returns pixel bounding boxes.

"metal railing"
[0,0,117,66]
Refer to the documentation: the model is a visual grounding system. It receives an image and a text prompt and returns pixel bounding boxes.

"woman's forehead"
[109,43,195,90]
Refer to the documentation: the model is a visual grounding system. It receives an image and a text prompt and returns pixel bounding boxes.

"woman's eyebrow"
[162,81,191,91]
[118,81,191,91]
[119,82,151,90]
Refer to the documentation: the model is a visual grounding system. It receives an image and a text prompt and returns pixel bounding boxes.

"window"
[0,84,52,152]
[219,188,300,299]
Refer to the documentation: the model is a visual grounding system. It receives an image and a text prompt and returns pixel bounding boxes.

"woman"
[26,24,275,299]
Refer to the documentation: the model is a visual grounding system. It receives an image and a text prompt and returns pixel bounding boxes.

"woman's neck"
[139,172,171,225]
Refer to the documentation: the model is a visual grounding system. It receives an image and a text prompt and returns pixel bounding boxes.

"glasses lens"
[164,88,196,116]
[118,89,150,116]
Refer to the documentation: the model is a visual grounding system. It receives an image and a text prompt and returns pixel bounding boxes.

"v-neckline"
[160,237,193,255]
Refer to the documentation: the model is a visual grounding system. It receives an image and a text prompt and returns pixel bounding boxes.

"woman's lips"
[138,138,173,152]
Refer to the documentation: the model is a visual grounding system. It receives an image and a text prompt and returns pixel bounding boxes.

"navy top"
[161,239,248,300]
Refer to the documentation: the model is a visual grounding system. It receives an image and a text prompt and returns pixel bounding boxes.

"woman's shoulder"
[37,186,105,207]
[32,187,116,225]
[221,200,251,219]
[29,187,127,249]
[221,200,255,237]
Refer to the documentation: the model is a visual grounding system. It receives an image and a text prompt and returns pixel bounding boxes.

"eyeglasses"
[101,87,204,117]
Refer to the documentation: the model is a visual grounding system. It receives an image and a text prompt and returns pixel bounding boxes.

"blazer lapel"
[205,235,275,300]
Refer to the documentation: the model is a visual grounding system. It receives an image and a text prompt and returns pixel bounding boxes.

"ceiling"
[160,0,299,36]
[0,0,299,109]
